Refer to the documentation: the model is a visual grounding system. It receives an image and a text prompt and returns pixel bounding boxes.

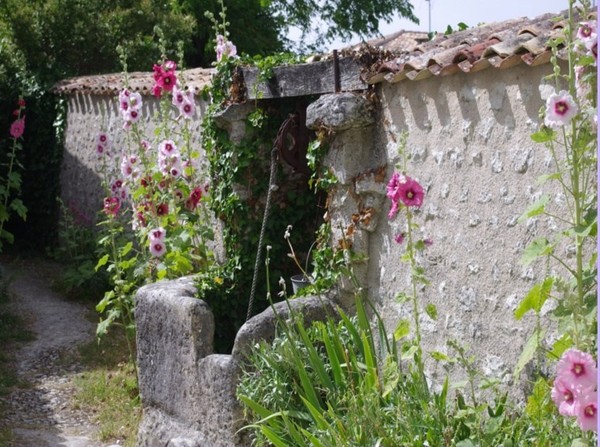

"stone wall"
[309,63,563,390]
[134,278,337,446]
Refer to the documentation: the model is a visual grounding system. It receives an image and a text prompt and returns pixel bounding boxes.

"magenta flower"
[103,197,121,216]
[387,173,424,211]
[149,238,166,257]
[157,71,176,92]
[394,233,405,245]
[551,376,577,416]
[574,390,597,432]
[10,118,25,139]
[396,177,424,208]
[556,348,597,393]
[156,203,169,216]
[544,90,578,128]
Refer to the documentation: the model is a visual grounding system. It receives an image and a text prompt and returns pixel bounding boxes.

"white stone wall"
[370,63,562,386]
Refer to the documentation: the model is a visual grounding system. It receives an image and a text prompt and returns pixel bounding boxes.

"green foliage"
[238,292,583,446]
[75,333,141,446]
[260,0,418,51]
[47,199,108,300]
[513,0,597,370]
[0,99,27,252]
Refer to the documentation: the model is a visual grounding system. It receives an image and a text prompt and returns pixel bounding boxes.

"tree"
[265,0,419,51]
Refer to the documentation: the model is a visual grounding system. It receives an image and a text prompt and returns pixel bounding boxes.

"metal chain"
[246,145,279,321]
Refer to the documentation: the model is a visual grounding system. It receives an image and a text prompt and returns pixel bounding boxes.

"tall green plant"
[0,98,28,251]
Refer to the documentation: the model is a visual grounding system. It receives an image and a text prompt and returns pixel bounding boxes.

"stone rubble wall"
[306,63,564,392]
[134,279,337,447]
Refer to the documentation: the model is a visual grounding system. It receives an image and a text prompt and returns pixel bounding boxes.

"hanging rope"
[246,145,279,321]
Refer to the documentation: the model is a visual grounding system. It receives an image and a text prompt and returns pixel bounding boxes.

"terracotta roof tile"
[362,8,595,84]
[53,67,214,96]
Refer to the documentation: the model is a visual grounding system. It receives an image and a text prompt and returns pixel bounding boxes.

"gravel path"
[0,258,118,447]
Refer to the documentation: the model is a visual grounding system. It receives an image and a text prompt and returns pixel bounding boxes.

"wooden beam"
[242,57,368,99]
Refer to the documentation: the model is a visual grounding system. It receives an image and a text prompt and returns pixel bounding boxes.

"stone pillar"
[306,92,384,309]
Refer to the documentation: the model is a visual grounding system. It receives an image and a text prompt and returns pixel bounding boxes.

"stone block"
[306,92,374,131]
[135,276,214,422]
[232,295,338,362]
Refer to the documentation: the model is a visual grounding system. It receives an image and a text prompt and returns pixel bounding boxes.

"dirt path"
[0,258,118,447]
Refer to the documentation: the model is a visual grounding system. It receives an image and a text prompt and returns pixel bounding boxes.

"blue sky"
[324,0,574,50]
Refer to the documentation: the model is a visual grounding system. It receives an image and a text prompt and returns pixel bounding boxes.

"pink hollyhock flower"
[574,390,597,432]
[556,348,597,393]
[10,118,25,139]
[121,157,134,177]
[577,21,597,45]
[157,71,177,92]
[123,108,141,123]
[172,86,186,107]
[149,227,166,242]
[119,89,131,111]
[97,133,110,147]
[17,98,26,108]
[179,100,195,119]
[394,233,405,244]
[103,197,121,216]
[164,60,176,71]
[129,92,143,110]
[149,238,166,257]
[215,34,237,62]
[158,140,178,158]
[396,176,425,208]
[152,85,163,98]
[551,376,577,416]
[111,179,124,193]
[169,160,183,178]
[186,187,203,210]
[152,64,164,81]
[424,238,433,247]
[544,90,578,128]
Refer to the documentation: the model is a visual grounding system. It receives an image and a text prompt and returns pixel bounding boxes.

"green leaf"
[382,357,400,398]
[0,229,13,244]
[513,327,544,379]
[547,333,572,361]
[530,128,555,143]
[430,351,450,362]
[456,439,476,447]
[514,277,553,319]
[536,172,561,185]
[95,254,110,271]
[518,195,550,223]
[393,319,410,341]
[425,303,438,320]
[521,238,553,265]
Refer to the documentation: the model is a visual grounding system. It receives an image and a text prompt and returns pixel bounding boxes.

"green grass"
[73,330,141,447]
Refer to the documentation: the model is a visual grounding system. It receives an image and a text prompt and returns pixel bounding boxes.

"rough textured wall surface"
[135,278,337,447]
[309,63,565,394]
[367,64,560,389]
[60,93,208,224]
